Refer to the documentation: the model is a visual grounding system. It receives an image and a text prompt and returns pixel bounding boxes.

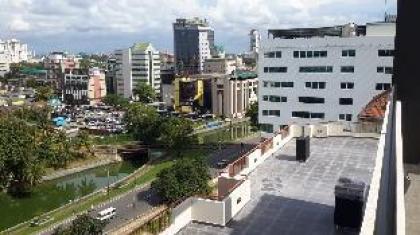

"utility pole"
[107,168,110,198]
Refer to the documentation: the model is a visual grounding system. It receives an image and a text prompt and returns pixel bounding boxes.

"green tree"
[25,78,38,88]
[79,58,91,72]
[159,117,195,156]
[72,130,94,156]
[124,103,160,144]
[132,82,156,103]
[102,94,129,108]
[52,214,107,235]
[12,105,51,128]
[35,86,54,102]
[152,157,211,203]
[0,117,44,195]
[245,101,259,130]
[0,74,6,84]
[0,107,91,195]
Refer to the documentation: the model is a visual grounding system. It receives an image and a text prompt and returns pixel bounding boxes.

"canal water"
[0,159,145,231]
[197,122,257,144]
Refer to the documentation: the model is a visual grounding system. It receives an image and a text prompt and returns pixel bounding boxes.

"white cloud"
[8,16,31,31]
[0,0,397,52]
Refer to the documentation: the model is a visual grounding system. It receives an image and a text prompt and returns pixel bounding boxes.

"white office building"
[259,22,395,132]
[115,42,161,98]
[0,39,31,75]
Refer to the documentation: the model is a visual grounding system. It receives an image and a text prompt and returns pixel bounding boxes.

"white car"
[96,207,116,221]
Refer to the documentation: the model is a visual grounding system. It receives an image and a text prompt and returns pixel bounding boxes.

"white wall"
[366,23,396,37]
[327,122,350,136]
[310,124,328,137]
[287,122,380,138]
[160,179,252,234]
[247,148,261,173]
[160,198,193,235]
[223,179,251,222]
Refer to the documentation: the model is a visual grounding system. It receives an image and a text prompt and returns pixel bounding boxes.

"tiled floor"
[178,137,378,235]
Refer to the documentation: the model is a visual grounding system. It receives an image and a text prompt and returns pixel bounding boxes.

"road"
[42,185,162,234]
[94,185,161,233]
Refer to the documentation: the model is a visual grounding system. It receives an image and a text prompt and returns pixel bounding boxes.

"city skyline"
[0,0,396,54]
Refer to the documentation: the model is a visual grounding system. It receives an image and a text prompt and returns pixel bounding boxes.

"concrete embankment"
[42,146,123,181]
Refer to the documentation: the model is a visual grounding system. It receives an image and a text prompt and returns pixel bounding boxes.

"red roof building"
[358,90,391,122]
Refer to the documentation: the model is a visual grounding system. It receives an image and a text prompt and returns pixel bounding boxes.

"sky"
[0,0,397,55]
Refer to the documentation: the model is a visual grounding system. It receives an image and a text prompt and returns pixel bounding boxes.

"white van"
[96,207,116,221]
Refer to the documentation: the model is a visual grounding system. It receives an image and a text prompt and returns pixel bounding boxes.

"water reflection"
[196,122,255,144]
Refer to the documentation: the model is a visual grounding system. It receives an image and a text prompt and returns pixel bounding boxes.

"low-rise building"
[43,52,81,95]
[160,52,175,107]
[173,76,212,114]
[62,68,106,105]
[88,68,107,104]
[166,70,258,117]
[211,70,258,118]
[62,70,89,104]
[203,58,237,75]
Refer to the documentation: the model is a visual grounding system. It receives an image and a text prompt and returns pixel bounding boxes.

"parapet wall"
[160,178,251,235]
[289,122,381,139]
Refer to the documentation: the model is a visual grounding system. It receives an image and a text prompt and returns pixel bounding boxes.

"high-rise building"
[249,29,261,54]
[115,42,161,99]
[259,22,395,132]
[173,18,215,74]
[105,57,117,94]
[160,52,175,83]
[160,52,175,107]
[0,39,31,76]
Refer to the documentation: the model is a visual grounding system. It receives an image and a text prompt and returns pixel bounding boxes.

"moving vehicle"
[96,207,116,221]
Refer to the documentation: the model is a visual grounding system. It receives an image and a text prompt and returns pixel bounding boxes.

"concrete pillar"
[394,0,420,163]
[233,80,237,117]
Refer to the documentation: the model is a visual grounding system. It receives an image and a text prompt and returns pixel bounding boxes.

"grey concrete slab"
[178,137,378,235]
[404,164,420,235]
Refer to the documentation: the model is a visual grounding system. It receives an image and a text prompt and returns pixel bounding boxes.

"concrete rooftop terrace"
[404,164,420,235]
[178,137,379,235]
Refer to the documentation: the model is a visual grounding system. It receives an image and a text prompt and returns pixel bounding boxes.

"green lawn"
[4,149,208,235]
